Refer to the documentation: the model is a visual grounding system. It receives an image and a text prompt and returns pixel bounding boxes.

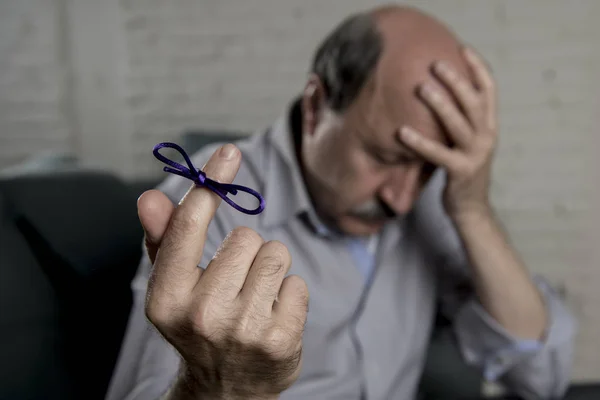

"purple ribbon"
[153,142,265,215]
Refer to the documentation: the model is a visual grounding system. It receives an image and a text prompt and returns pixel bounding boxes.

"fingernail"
[219,143,237,160]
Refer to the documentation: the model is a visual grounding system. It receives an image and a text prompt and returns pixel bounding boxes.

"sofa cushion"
[0,171,144,399]
[0,191,75,399]
[0,171,143,278]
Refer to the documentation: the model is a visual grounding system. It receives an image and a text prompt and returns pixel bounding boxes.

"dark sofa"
[0,171,157,400]
[0,134,597,400]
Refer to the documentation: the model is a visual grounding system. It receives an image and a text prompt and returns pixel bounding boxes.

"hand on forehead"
[369,6,475,143]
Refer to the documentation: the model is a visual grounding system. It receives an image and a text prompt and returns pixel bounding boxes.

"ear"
[301,74,328,137]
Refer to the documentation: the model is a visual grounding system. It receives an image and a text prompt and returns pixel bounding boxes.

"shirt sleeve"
[104,166,229,400]
[453,276,577,399]
[413,170,577,400]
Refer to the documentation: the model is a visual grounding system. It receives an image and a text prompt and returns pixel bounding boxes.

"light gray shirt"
[106,102,575,400]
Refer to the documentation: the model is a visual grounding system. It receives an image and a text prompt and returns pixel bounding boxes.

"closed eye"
[373,151,418,166]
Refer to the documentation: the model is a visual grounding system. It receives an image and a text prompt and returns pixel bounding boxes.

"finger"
[151,144,242,303]
[432,61,483,129]
[419,83,473,149]
[400,125,463,171]
[273,275,309,337]
[200,226,264,299]
[463,47,497,130]
[138,189,175,264]
[241,240,292,315]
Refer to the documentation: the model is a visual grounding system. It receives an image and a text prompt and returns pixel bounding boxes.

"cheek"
[354,151,386,193]
[315,133,355,183]
[337,143,386,200]
[304,132,348,189]
[306,130,384,200]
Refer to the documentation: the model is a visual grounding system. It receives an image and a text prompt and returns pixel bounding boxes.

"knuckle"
[145,295,178,331]
[169,210,202,237]
[235,309,268,343]
[190,295,237,338]
[212,238,245,263]
[262,328,294,356]
[213,226,264,267]
[189,301,217,338]
[227,226,264,249]
[252,266,284,299]
[259,242,290,275]
[203,274,225,294]
[214,273,244,293]
[144,299,164,326]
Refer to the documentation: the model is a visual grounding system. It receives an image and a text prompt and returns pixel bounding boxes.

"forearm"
[452,206,547,340]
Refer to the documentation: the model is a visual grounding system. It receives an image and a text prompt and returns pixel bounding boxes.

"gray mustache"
[349,199,396,219]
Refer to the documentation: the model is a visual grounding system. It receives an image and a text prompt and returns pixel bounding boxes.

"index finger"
[150,144,242,301]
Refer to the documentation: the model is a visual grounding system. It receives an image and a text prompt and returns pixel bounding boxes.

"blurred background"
[0,0,598,398]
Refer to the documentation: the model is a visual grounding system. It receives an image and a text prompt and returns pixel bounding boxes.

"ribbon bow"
[153,142,265,215]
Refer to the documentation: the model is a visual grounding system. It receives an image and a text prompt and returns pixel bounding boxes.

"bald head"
[371,4,460,43]
[370,5,470,88]
[349,5,473,147]
[309,5,471,114]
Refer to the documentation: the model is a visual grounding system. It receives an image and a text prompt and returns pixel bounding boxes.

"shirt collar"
[260,98,331,236]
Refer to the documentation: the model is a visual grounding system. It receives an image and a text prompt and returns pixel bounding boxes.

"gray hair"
[310,12,383,113]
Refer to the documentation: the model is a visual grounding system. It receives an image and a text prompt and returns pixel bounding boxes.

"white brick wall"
[1,0,598,382]
[0,0,73,168]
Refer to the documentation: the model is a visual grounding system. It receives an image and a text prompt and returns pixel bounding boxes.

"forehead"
[350,37,470,148]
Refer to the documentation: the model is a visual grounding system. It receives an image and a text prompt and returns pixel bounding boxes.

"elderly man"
[106,5,575,400]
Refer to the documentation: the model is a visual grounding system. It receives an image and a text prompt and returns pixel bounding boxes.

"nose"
[380,164,422,215]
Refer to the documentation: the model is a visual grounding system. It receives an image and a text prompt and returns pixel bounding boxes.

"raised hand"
[138,144,309,399]
[400,47,497,222]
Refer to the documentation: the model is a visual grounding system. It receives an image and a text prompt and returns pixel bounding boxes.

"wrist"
[449,202,495,228]
[169,365,280,400]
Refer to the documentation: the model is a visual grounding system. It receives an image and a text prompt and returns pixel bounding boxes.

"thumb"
[138,189,175,264]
